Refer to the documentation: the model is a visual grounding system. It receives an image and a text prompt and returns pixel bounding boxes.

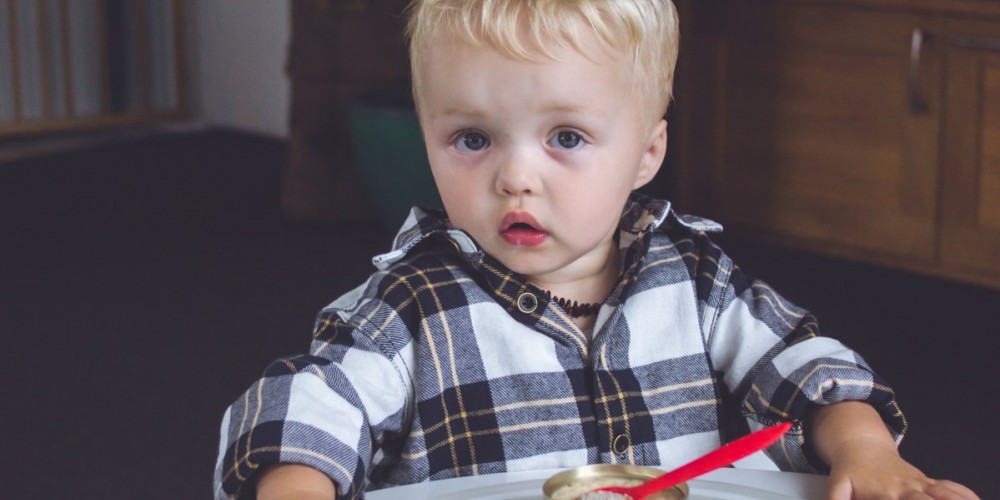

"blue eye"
[550,131,585,150]
[456,131,490,152]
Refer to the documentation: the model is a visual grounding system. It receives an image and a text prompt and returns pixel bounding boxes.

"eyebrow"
[428,108,487,120]
[541,104,607,118]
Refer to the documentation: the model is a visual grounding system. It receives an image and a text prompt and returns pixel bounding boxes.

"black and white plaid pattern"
[214,194,906,499]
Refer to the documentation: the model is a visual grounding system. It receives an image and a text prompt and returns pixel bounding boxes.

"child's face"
[416,33,667,286]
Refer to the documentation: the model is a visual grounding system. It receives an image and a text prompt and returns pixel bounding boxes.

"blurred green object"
[350,84,442,230]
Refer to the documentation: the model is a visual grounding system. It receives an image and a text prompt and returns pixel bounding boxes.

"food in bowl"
[550,476,642,499]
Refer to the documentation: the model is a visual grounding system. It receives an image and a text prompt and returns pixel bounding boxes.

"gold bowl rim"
[542,464,689,499]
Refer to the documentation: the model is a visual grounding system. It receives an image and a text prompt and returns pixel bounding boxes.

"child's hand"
[810,401,979,500]
[825,435,978,500]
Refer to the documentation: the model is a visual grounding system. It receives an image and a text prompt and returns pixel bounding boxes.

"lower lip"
[501,228,548,247]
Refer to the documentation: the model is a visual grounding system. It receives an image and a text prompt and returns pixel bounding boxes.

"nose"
[494,148,542,197]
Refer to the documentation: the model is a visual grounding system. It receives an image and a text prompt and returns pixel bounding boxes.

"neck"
[531,246,623,314]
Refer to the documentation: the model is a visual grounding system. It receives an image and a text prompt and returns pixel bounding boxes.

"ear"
[632,119,668,190]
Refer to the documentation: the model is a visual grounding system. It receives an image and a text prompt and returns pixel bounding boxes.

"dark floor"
[1,130,996,498]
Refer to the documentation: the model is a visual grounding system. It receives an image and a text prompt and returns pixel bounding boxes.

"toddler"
[215,1,978,498]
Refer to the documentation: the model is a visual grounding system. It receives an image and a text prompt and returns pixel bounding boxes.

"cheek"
[575,200,622,231]
[438,189,466,216]
[557,177,632,231]
[435,178,480,222]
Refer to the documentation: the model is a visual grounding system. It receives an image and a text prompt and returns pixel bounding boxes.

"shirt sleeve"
[695,233,906,472]
[213,301,415,499]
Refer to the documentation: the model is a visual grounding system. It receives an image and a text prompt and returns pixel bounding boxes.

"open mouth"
[500,213,548,247]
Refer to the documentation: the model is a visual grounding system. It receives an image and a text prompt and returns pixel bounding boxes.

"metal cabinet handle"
[909,28,929,113]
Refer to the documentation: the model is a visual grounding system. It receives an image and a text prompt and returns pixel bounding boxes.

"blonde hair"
[405,0,680,120]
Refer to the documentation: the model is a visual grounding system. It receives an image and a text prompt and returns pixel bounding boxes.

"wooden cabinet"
[940,20,1000,285]
[674,0,1000,288]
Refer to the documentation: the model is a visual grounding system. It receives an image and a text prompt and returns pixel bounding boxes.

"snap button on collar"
[517,292,538,314]
[612,433,631,455]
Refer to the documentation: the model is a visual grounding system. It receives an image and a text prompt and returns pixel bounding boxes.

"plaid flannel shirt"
[214,194,906,499]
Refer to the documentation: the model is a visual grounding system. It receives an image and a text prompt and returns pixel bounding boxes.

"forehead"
[416,34,636,121]
[414,10,622,66]
[415,29,633,93]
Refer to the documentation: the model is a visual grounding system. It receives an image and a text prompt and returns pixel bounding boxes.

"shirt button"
[612,433,631,455]
[517,292,538,313]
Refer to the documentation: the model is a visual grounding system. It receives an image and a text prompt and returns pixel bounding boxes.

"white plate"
[430,478,799,499]
[431,478,545,499]
[368,472,816,499]
[688,478,801,499]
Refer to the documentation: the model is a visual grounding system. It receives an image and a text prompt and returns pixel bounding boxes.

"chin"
[495,254,563,279]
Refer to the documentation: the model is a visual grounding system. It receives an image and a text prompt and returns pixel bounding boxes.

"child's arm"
[256,464,337,500]
[810,401,979,500]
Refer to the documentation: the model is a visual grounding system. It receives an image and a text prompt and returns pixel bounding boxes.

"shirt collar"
[371,193,719,270]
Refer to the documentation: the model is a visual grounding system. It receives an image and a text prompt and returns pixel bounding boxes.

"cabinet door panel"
[941,22,1000,282]
[703,2,939,260]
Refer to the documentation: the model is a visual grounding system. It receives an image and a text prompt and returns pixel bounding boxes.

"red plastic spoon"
[589,422,793,500]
